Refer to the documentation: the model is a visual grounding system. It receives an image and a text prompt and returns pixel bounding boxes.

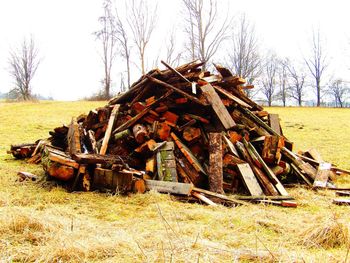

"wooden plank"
[192,192,218,206]
[100,104,120,155]
[72,153,124,165]
[113,90,173,134]
[146,75,207,106]
[208,133,224,194]
[67,117,81,155]
[305,148,324,162]
[290,163,313,186]
[192,187,248,206]
[48,152,80,169]
[235,141,279,196]
[236,163,264,196]
[171,132,207,175]
[213,85,252,108]
[245,140,289,196]
[145,180,193,195]
[201,84,236,129]
[336,191,350,197]
[313,162,331,188]
[268,114,281,136]
[333,198,350,206]
[156,142,178,182]
[222,134,239,157]
[282,147,317,180]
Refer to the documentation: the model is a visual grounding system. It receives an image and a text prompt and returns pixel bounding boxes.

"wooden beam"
[208,133,224,194]
[201,84,236,130]
[146,75,207,106]
[236,163,264,196]
[213,85,252,108]
[67,117,81,155]
[100,104,120,155]
[192,192,218,206]
[192,187,248,206]
[313,162,331,188]
[268,114,281,136]
[145,180,193,195]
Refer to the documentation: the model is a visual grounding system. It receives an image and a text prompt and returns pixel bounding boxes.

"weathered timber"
[268,114,282,136]
[132,124,148,144]
[245,140,289,196]
[9,143,37,159]
[304,148,324,162]
[67,117,81,155]
[93,168,132,193]
[146,75,207,106]
[213,85,252,108]
[145,179,193,195]
[262,135,284,164]
[47,151,80,169]
[333,198,350,205]
[113,90,173,134]
[222,134,239,157]
[183,126,201,143]
[282,147,317,180]
[87,130,98,154]
[290,163,312,186]
[208,133,224,194]
[235,141,278,196]
[73,153,124,165]
[17,171,38,182]
[47,163,75,181]
[231,110,269,136]
[192,187,248,206]
[192,191,218,206]
[236,163,264,196]
[156,142,177,182]
[313,162,331,188]
[100,104,120,155]
[171,132,207,175]
[201,84,236,130]
[336,191,350,196]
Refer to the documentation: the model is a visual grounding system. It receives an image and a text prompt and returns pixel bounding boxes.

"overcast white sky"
[0,0,349,100]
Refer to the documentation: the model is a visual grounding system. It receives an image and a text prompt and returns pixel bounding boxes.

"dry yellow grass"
[0,102,350,262]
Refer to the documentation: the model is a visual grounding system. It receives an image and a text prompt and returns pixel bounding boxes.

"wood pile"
[8,60,350,207]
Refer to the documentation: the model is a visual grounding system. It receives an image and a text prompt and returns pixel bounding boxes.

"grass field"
[0,101,349,262]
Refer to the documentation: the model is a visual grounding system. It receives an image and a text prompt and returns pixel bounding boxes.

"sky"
[0,0,350,100]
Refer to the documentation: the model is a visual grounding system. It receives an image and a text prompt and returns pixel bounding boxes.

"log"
[47,163,75,181]
[132,124,148,144]
[17,171,38,182]
[208,133,224,194]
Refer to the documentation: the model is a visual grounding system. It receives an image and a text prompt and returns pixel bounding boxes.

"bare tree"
[115,11,132,89]
[227,14,261,83]
[8,37,40,100]
[304,28,328,106]
[95,0,117,99]
[182,0,231,70]
[261,53,278,106]
[285,60,306,106]
[327,79,349,107]
[277,58,289,107]
[165,29,182,67]
[128,0,157,75]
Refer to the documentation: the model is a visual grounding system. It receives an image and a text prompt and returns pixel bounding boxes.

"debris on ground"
[8,60,350,207]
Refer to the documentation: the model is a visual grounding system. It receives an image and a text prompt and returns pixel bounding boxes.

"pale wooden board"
[145,180,193,195]
[313,162,331,188]
[268,114,281,136]
[236,163,264,196]
[201,84,236,130]
[333,198,350,205]
[100,104,120,155]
